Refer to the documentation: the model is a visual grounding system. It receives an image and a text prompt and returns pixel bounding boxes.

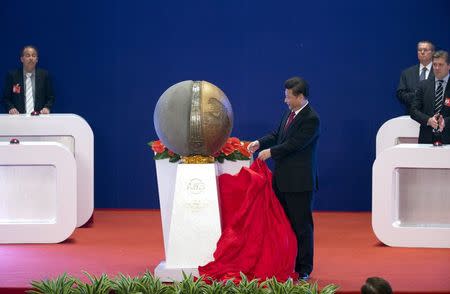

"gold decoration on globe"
[181,155,215,164]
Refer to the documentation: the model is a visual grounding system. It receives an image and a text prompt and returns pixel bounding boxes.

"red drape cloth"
[198,159,298,281]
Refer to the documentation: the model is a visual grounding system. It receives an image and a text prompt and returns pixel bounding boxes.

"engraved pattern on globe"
[184,178,208,212]
[189,81,204,154]
[203,97,230,135]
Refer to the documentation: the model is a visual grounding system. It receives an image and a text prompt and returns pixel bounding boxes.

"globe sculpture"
[154,80,233,157]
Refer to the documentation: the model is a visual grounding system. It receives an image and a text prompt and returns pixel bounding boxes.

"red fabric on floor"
[198,160,298,281]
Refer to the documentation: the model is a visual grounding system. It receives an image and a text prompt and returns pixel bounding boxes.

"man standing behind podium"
[3,45,55,114]
[411,50,450,144]
[247,77,320,280]
[397,41,435,114]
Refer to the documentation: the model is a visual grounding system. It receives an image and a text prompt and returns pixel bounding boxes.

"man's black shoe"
[298,273,310,281]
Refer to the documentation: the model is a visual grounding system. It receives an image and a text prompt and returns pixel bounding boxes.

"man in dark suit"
[397,41,435,114]
[3,45,55,114]
[411,50,450,144]
[247,77,320,280]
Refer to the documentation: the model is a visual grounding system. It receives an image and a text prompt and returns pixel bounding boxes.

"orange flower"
[216,137,241,156]
[238,141,251,158]
[151,140,166,154]
[228,137,241,148]
[168,150,175,156]
[220,141,235,156]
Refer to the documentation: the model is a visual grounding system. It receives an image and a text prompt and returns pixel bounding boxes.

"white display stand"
[373,116,450,248]
[0,114,94,227]
[0,142,77,243]
[376,115,420,156]
[154,159,251,281]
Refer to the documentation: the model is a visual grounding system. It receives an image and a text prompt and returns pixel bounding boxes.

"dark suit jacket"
[3,68,55,113]
[410,78,450,144]
[397,64,434,114]
[259,104,320,192]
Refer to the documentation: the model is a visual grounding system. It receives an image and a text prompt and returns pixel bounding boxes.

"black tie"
[434,80,444,115]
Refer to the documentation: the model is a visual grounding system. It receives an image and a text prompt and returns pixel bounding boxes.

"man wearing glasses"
[397,41,435,114]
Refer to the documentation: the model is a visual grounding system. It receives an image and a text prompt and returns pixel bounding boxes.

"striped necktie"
[434,80,444,115]
[25,73,34,114]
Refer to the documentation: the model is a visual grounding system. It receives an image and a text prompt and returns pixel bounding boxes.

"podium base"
[154,261,199,282]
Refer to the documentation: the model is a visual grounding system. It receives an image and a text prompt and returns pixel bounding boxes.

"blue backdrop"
[1,0,449,210]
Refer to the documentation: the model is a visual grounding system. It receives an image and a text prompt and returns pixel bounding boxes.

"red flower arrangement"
[148,140,181,163]
[148,137,251,163]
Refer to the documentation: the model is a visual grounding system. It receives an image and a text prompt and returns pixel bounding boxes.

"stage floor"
[0,210,449,293]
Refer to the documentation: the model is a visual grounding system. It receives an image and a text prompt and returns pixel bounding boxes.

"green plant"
[202,278,234,294]
[294,280,339,294]
[229,273,265,294]
[172,272,207,294]
[27,273,76,294]
[317,283,339,294]
[27,271,339,294]
[135,270,173,294]
[262,277,303,294]
[73,272,111,294]
[110,273,144,294]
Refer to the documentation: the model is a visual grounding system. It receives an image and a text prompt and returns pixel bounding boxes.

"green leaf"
[233,151,249,160]
[28,273,76,294]
[154,150,170,160]
[216,155,225,163]
[169,154,181,163]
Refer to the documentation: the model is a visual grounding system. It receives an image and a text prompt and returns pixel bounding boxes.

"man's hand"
[427,115,439,129]
[258,148,271,161]
[8,108,19,114]
[40,107,50,114]
[438,114,445,132]
[247,140,260,153]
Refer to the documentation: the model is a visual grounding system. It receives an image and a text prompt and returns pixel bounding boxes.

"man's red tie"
[284,111,296,130]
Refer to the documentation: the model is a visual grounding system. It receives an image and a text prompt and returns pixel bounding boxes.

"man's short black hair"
[361,277,393,294]
[284,76,309,98]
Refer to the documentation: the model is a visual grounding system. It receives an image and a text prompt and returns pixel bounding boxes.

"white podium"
[0,142,77,243]
[373,116,450,248]
[0,114,94,227]
[154,159,251,281]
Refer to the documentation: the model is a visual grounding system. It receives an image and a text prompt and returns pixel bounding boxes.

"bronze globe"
[154,80,233,157]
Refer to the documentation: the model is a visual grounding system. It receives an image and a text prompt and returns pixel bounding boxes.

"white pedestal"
[0,142,77,243]
[154,159,250,281]
[376,115,420,156]
[374,116,450,248]
[0,114,93,227]
[154,262,199,281]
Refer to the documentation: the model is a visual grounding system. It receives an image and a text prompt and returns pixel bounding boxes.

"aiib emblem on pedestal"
[185,178,207,211]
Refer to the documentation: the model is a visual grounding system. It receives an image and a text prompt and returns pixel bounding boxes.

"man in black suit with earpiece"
[397,41,435,114]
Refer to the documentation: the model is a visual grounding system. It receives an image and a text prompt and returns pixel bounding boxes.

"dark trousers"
[273,183,314,275]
